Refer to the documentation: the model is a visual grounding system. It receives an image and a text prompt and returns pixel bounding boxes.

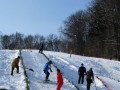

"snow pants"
[44,71,50,80]
[11,66,19,75]
[56,82,63,90]
[86,79,92,90]
[78,75,84,84]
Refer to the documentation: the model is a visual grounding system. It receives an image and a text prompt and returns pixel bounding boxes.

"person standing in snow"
[11,56,20,76]
[86,68,94,90]
[43,60,53,81]
[56,69,63,90]
[78,63,86,84]
[39,43,44,53]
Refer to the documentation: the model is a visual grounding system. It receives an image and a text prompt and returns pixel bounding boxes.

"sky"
[0,0,92,36]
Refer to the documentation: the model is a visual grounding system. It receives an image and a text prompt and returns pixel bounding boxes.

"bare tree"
[61,11,87,55]
[2,35,10,49]
[24,35,34,49]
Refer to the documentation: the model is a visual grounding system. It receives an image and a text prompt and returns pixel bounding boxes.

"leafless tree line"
[61,0,120,60]
[1,32,64,52]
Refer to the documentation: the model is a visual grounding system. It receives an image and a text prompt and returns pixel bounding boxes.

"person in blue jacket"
[43,60,53,81]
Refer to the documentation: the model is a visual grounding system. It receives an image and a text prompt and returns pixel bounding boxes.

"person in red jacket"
[56,69,63,90]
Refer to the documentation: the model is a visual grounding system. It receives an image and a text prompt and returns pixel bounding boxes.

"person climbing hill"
[11,56,20,76]
[56,68,63,90]
[39,43,44,53]
[86,68,94,90]
[43,60,53,81]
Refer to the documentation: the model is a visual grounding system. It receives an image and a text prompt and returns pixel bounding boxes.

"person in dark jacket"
[43,61,53,81]
[86,68,94,90]
[78,63,86,84]
[39,43,44,53]
[11,56,20,75]
[56,69,63,90]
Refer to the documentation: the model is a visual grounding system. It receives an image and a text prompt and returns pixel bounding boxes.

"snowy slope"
[21,50,76,90]
[44,51,120,90]
[0,50,26,90]
[1,50,120,90]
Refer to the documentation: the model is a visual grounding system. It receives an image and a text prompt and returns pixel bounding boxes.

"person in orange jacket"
[11,56,20,75]
[56,68,63,90]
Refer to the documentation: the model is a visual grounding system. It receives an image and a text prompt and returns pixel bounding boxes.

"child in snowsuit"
[86,68,94,90]
[56,69,63,90]
[11,56,20,75]
[78,63,86,84]
[43,61,53,81]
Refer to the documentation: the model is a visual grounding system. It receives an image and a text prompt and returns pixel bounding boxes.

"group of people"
[43,60,63,90]
[11,56,94,90]
[78,63,94,90]
[43,61,94,90]
[11,57,63,90]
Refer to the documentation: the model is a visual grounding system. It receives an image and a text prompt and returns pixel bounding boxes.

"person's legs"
[44,71,47,80]
[81,75,84,84]
[56,85,60,90]
[56,83,63,90]
[87,83,89,90]
[87,79,91,90]
[11,67,14,75]
[59,83,63,90]
[16,66,19,73]
[46,71,50,80]
[78,75,81,84]
[87,82,91,90]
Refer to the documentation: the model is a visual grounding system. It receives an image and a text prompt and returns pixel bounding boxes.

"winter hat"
[18,56,20,59]
[49,60,52,64]
[57,68,60,72]
[89,68,92,71]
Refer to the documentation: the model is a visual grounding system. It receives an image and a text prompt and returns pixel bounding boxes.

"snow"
[44,51,120,90]
[0,50,26,90]
[21,50,76,90]
[1,50,120,90]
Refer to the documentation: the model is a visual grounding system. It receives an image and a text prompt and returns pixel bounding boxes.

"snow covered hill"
[0,50,120,90]
[21,50,76,90]
[44,51,120,90]
[0,50,26,90]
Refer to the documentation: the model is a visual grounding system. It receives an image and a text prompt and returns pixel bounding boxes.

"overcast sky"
[0,0,92,36]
